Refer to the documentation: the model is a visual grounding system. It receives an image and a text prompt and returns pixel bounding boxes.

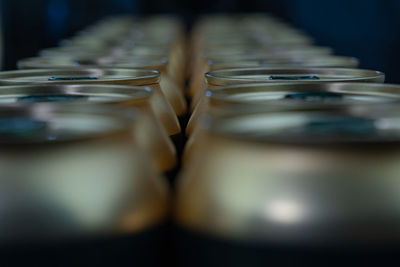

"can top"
[207,56,359,69]
[0,104,137,145]
[17,56,169,71]
[39,47,114,59]
[0,68,160,86]
[203,42,317,52]
[207,82,400,106]
[202,35,314,49]
[0,84,152,106]
[203,106,400,145]
[177,107,400,245]
[203,46,334,58]
[120,44,171,56]
[205,68,385,86]
[0,104,169,243]
[39,46,112,57]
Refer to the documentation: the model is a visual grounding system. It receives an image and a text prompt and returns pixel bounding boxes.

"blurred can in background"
[0,7,3,70]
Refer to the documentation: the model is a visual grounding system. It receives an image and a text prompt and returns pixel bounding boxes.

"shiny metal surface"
[176,107,400,245]
[17,57,187,116]
[207,55,360,69]
[205,68,385,86]
[0,104,168,243]
[17,56,169,70]
[203,46,333,58]
[0,84,177,172]
[187,83,400,135]
[0,68,181,135]
[0,68,160,85]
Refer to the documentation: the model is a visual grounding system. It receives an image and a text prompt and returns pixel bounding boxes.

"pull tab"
[48,76,98,81]
[284,92,343,102]
[269,75,320,81]
[0,118,47,138]
[18,94,89,103]
[304,118,376,136]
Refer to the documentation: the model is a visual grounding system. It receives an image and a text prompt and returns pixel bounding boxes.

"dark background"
[1,0,400,82]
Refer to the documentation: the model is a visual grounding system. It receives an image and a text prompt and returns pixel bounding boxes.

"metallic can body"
[0,104,169,266]
[0,84,177,173]
[0,68,181,136]
[187,82,397,136]
[176,107,400,266]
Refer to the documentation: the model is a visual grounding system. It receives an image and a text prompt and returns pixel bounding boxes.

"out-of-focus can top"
[0,104,168,243]
[17,56,169,71]
[206,56,360,69]
[176,106,400,245]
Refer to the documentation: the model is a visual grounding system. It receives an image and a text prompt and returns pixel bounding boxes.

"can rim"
[0,68,161,86]
[17,56,169,71]
[207,82,400,104]
[203,46,333,57]
[205,67,385,86]
[0,84,153,104]
[207,56,360,69]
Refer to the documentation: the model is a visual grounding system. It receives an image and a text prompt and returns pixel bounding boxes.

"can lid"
[0,84,152,106]
[206,68,385,86]
[0,68,160,86]
[39,46,113,57]
[207,107,400,145]
[18,56,169,71]
[208,55,359,69]
[203,33,313,47]
[177,108,400,245]
[207,82,400,106]
[203,46,333,58]
[0,105,168,243]
[0,104,137,144]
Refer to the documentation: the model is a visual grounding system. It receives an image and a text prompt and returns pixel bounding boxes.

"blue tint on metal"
[304,118,376,136]
[284,92,343,102]
[48,77,98,81]
[18,95,88,103]
[0,118,47,137]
